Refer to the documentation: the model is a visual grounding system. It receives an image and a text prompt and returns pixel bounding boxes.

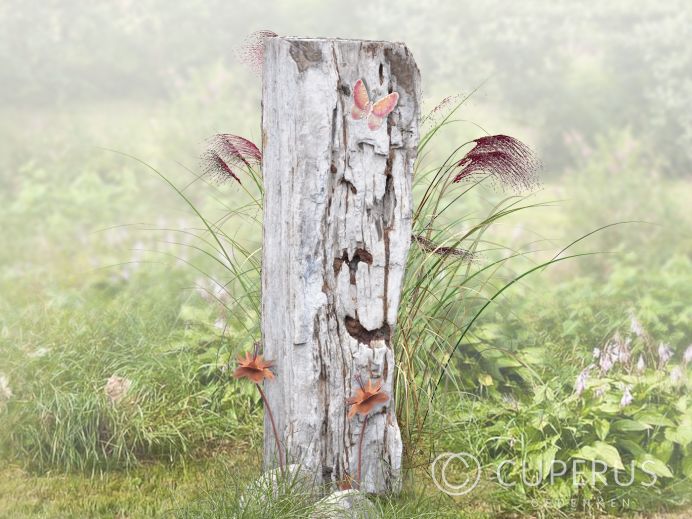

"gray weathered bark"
[261,37,420,494]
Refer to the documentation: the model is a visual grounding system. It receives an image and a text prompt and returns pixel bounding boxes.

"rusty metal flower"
[233,350,275,383]
[232,345,284,474]
[347,377,389,418]
[338,472,355,491]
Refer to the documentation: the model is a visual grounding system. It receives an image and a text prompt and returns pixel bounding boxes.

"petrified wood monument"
[261,37,420,494]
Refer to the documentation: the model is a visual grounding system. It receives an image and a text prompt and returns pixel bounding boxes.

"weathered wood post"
[261,37,420,494]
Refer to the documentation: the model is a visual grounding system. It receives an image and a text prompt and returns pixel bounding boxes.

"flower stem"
[256,384,285,476]
[357,414,368,489]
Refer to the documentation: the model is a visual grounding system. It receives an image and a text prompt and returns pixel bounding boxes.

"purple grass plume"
[422,94,461,127]
[235,30,278,75]
[201,134,262,184]
[454,135,541,192]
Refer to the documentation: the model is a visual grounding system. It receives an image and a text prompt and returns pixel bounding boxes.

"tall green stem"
[357,414,369,489]
[256,384,285,476]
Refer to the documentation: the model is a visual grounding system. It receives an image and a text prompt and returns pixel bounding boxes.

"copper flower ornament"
[233,351,275,383]
[347,376,390,488]
[232,345,283,474]
[347,377,389,418]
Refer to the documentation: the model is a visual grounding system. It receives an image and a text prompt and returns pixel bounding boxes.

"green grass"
[0,267,262,473]
[0,451,247,518]
[0,453,490,519]
[0,452,687,518]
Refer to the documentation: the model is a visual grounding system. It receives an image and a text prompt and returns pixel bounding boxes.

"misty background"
[1,2,692,515]
[0,0,689,330]
[3,1,692,169]
[0,0,690,338]
[1,0,691,327]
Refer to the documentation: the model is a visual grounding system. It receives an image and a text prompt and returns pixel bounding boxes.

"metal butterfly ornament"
[350,79,399,131]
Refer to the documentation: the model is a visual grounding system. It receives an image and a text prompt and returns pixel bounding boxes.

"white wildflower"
[618,337,631,364]
[629,313,645,338]
[598,335,628,373]
[194,277,212,301]
[684,345,692,365]
[104,375,132,405]
[575,366,591,397]
[636,355,646,373]
[658,343,673,366]
[0,374,12,401]
[599,347,615,373]
[620,385,634,408]
[592,348,601,359]
[670,366,684,385]
[212,282,230,304]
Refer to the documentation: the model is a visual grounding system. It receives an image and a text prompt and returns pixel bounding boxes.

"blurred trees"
[1,0,690,175]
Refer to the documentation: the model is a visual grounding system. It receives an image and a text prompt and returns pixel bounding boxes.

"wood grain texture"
[261,37,420,494]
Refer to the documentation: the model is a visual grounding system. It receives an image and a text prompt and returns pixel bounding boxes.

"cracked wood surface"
[261,36,420,494]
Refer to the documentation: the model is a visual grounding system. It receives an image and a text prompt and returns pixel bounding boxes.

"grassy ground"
[0,448,485,518]
[0,459,228,518]
[0,446,282,518]
[1,455,689,518]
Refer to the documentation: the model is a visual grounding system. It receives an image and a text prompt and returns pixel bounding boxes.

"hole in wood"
[333,248,373,284]
[344,316,390,345]
[353,248,373,265]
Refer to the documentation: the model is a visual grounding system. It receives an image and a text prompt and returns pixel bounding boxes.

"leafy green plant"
[429,253,692,514]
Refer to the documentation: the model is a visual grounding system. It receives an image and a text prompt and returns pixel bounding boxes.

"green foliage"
[429,253,692,514]
[387,100,692,514]
[395,97,561,455]
[0,268,260,472]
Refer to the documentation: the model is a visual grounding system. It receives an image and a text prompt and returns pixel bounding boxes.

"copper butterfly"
[350,79,399,131]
